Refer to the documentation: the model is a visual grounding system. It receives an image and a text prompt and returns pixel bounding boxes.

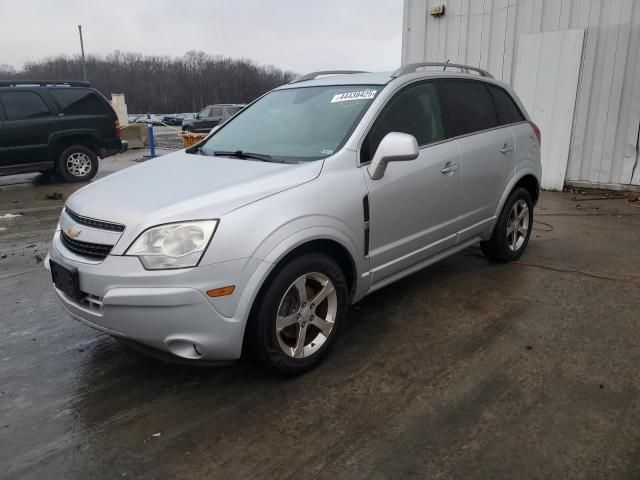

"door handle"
[500,143,514,154]
[441,162,459,175]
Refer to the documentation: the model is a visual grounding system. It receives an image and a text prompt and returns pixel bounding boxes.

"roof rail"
[290,70,368,84]
[0,80,91,87]
[391,62,493,78]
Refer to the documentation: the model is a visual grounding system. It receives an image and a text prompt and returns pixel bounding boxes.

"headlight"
[125,220,218,270]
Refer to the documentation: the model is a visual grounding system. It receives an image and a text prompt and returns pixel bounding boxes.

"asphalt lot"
[1,155,640,479]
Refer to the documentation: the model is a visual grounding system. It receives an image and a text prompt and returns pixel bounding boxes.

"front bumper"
[48,231,267,361]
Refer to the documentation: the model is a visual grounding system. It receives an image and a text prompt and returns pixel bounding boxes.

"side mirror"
[367,132,419,180]
[194,113,200,119]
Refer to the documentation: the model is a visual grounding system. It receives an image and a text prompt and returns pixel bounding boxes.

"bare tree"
[2,51,296,113]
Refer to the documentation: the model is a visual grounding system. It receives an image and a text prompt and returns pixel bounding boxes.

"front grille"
[60,231,113,259]
[65,208,125,232]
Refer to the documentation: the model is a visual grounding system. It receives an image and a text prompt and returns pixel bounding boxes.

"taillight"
[115,119,121,138]
[529,121,541,144]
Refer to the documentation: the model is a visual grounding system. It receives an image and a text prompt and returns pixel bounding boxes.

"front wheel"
[56,145,98,182]
[481,187,533,262]
[248,253,348,376]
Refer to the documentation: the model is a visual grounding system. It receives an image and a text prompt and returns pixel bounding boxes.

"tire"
[248,253,348,376]
[56,145,98,182]
[481,187,533,262]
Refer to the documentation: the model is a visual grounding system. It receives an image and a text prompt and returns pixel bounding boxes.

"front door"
[362,81,460,285]
[0,90,59,166]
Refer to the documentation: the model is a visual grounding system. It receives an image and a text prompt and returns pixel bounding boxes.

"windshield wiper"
[213,150,282,163]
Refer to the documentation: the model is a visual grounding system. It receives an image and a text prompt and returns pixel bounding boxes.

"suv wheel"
[249,253,348,376]
[57,145,98,182]
[481,187,533,262]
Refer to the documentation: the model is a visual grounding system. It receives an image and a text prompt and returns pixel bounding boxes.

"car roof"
[275,69,515,98]
[277,72,393,90]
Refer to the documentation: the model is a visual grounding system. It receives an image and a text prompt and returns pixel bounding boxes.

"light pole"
[77,25,87,82]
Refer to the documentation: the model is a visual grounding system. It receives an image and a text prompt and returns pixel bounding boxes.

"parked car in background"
[0,80,125,182]
[47,65,540,375]
[162,114,179,126]
[134,114,163,126]
[127,114,139,124]
[181,104,244,132]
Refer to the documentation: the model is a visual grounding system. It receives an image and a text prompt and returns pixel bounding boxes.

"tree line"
[0,51,296,113]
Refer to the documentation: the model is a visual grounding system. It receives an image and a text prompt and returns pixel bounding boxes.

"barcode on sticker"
[331,90,377,103]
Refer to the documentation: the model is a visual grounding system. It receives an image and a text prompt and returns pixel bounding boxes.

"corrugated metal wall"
[402,0,640,189]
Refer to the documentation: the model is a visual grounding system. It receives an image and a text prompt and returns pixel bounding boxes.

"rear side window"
[0,91,51,120]
[49,89,111,116]
[439,80,498,136]
[226,106,242,115]
[211,107,223,117]
[363,81,445,162]
[488,85,525,125]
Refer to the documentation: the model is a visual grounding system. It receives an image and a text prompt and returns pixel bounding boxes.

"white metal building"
[402,0,640,190]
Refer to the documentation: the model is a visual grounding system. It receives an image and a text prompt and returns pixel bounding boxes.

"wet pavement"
[1,158,640,479]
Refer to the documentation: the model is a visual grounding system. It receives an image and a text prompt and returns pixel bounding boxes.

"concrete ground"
[1,156,639,479]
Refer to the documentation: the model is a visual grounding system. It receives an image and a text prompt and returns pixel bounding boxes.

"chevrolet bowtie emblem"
[67,226,82,239]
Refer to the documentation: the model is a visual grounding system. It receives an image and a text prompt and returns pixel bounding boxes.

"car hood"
[66,150,322,231]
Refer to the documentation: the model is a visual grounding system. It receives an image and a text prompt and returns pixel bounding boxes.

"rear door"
[0,89,60,165]
[439,79,516,242]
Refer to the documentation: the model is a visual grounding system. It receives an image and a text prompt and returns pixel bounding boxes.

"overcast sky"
[0,0,403,73]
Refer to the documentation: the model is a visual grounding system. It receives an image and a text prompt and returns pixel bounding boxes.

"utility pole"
[78,24,87,82]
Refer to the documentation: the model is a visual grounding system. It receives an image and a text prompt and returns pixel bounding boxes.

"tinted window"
[488,85,525,125]
[211,107,223,117]
[0,91,51,120]
[227,106,243,115]
[49,89,110,116]
[363,82,445,162]
[440,80,498,136]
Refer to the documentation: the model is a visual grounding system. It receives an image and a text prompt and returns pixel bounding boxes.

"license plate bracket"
[50,260,82,301]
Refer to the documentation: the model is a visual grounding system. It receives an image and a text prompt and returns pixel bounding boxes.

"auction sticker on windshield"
[331,89,377,103]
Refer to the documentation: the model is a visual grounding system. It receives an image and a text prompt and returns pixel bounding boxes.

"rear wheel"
[248,253,348,376]
[56,145,98,182]
[481,187,533,262]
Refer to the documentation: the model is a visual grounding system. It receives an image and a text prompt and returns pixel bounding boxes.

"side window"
[487,85,525,125]
[49,89,111,116]
[439,80,498,136]
[362,82,445,162]
[211,107,223,117]
[199,107,211,117]
[0,92,52,120]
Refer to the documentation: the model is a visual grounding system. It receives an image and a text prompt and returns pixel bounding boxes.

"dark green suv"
[0,81,125,182]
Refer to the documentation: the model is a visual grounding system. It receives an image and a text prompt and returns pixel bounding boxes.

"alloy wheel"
[66,152,92,177]
[506,199,530,251]
[275,272,338,358]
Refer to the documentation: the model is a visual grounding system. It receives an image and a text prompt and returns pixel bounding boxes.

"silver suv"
[47,63,541,375]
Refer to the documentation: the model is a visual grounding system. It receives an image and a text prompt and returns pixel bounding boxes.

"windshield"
[199,85,380,162]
